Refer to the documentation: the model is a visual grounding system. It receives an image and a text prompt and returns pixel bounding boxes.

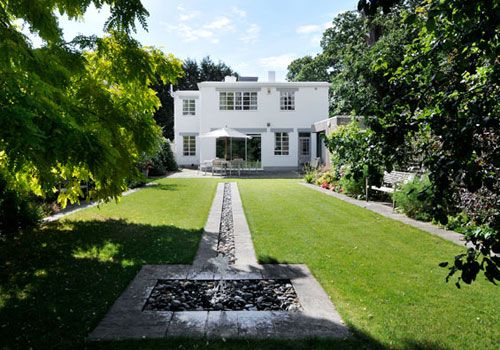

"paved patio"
[165,167,302,179]
[89,182,349,340]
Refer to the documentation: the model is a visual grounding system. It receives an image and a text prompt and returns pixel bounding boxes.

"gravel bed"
[217,183,235,264]
[144,279,302,312]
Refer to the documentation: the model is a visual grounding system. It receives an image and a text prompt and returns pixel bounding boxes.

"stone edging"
[43,182,159,223]
[88,182,349,340]
[299,182,471,248]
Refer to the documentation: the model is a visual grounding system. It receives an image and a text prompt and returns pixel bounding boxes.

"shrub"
[339,171,366,197]
[304,173,314,183]
[393,174,435,221]
[0,177,42,238]
[149,138,178,176]
[315,171,338,186]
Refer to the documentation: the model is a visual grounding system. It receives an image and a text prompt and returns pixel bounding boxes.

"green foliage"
[149,138,178,176]
[0,0,184,227]
[393,174,435,221]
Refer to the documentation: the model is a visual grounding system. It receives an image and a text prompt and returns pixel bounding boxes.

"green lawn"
[0,178,498,350]
[237,179,500,350]
[0,178,218,349]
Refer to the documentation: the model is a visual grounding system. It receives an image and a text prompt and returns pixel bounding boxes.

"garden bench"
[366,171,416,210]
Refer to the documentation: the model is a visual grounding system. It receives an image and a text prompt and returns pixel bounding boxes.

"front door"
[298,133,311,167]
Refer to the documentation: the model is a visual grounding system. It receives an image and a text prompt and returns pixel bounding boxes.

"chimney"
[224,75,237,82]
[268,71,276,82]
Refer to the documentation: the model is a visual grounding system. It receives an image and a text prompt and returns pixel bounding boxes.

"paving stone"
[206,311,239,338]
[89,311,172,340]
[167,311,208,337]
[88,182,350,341]
[236,311,275,338]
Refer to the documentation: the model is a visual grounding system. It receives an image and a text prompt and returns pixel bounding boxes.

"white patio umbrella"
[199,127,251,160]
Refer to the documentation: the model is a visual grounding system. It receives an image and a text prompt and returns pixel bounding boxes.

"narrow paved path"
[89,182,349,340]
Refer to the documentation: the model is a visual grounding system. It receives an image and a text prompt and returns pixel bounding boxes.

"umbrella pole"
[225,137,228,160]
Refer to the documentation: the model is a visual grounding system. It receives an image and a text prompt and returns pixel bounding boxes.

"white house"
[172,71,331,170]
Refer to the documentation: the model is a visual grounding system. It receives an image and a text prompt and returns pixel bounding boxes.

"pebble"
[144,279,302,312]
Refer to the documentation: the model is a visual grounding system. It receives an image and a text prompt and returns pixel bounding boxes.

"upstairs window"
[220,92,257,110]
[274,132,289,155]
[183,136,196,156]
[183,99,196,115]
[280,91,295,110]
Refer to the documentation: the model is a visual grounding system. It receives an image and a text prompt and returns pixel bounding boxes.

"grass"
[1,177,498,350]
[237,179,500,350]
[0,178,218,349]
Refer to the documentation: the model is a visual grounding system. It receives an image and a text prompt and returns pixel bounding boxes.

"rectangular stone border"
[88,182,349,340]
[88,264,349,340]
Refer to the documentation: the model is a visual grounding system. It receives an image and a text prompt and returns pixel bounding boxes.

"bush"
[149,138,178,176]
[339,171,366,197]
[314,171,338,186]
[304,173,314,183]
[0,177,42,237]
[393,174,434,221]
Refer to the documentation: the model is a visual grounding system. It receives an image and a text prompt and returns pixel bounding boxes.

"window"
[183,136,196,156]
[274,132,289,155]
[183,99,196,115]
[280,91,295,110]
[219,92,257,110]
[300,138,310,156]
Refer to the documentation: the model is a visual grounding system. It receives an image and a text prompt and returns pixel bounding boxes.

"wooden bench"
[366,171,416,210]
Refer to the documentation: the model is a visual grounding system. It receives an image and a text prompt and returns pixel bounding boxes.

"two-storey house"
[172,71,331,170]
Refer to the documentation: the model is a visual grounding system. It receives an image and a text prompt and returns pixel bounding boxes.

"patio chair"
[198,161,212,176]
[212,159,226,176]
[230,158,244,176]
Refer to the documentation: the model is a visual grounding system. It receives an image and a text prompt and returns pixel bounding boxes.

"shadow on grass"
[0,220,453,350]
[149,183,183,191]
[258,255,290,264]
[0,219,203,349]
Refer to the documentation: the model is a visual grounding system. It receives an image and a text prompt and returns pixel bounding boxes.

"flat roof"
[198,81,331,88]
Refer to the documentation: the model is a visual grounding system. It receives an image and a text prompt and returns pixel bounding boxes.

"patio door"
[215,134,261,165]
[298,133,311,166]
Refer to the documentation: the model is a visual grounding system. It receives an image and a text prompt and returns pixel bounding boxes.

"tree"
[0,1,183,223]
[151,56,237,140]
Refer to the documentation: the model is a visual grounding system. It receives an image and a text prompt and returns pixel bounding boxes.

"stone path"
[301,182,472,248]
[43,182,159,223]
[89,182,349,340]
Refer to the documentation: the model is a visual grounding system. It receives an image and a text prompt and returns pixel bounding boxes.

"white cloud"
[296,21,332,35]
[204,17,232,30]
[175,5,201,22]
[232,7,247,17]
[162,22,214,42]
[258,54,297,70]
[240,24,260,44]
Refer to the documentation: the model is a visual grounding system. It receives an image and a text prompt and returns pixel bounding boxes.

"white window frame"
[183,136,196,156]
[274,132,289,155]
[219,92,257,110]
[183,99,196,115]
[280,91,295,110]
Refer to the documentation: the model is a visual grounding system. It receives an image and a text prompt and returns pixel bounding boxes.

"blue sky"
[48,0,359,81]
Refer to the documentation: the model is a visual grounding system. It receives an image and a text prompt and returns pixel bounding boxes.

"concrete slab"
[206,311,239,338]
[167,311,208,338]
[236,311,275,338]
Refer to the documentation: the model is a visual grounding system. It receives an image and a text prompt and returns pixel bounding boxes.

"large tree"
[0,1,183,217]
[152,56,237,140]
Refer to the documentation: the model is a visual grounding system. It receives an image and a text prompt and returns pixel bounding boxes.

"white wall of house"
[173,76,331,169]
